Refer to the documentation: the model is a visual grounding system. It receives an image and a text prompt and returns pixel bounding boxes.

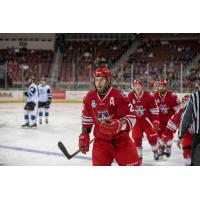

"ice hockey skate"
[21,123,29,128]
[29,123,37,128]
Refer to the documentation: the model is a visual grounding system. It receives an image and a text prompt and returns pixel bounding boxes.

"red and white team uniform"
[82,87,140,166]
[164,107,192,165]
[128,83,160,163]
[154,90,181,147]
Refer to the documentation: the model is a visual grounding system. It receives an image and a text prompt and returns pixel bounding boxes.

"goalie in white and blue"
[38,78,52,124]
[22,76,38,127]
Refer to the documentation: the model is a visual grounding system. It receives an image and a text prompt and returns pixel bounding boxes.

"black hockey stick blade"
[58,139,94,160]
[58,141,77,159]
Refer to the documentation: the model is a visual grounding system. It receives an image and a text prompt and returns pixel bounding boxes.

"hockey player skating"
[22,77,38,127]
[154,80,181,157]
[162,95,192,165]
[38,78,52,124]
[128,80,160,164]
[79,67,140,166]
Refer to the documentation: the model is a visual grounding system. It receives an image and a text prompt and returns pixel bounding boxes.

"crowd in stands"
[0,47,53,84]
[112,39,200,92]
[1,35,200,93]
[60,40,133,82]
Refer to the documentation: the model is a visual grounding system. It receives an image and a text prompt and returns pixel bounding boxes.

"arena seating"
[0,48,53,83]
[1,34,200,92]
[60,40,132,82]
[113,39,200,91]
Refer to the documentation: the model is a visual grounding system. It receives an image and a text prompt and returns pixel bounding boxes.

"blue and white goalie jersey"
[38,84,52,102]
[25,83,38,104]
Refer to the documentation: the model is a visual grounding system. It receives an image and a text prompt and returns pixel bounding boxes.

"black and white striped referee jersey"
[179,91,200,138]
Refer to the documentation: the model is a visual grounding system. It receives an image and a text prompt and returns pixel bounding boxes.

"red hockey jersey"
[128,90,159,122]
[154,90,181,125]
[81,87,135,141]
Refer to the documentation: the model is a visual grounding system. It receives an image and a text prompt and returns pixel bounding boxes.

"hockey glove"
[99,119,122,135]
[79,133,90,154]
[24,91,28,97]
[152,120,160,132]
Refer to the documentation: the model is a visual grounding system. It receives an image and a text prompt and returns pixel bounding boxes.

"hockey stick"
[58,138,94,160]
[145,117,154,128]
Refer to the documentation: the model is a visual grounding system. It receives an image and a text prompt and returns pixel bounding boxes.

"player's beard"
[159,89,167,96]
[95,81,110,96]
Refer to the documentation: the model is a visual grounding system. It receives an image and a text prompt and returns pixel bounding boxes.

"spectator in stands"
[148,52,154,58]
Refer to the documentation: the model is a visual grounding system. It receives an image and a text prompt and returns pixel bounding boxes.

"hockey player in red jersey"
[128,80,160,163]
[154,80,181,157]
[79,67,140,166]
[162,95,192,165]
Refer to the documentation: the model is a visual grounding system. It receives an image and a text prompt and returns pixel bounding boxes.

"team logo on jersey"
[160,104,169,115]
[135,105,145,117]
[91,100,96,108]
[97,110,110,121]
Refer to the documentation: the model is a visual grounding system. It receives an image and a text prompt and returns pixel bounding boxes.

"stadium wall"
[0,41,55,50]
[0,90,189,103]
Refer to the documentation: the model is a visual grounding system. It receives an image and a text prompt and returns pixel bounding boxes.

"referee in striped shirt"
[179,85,200,165]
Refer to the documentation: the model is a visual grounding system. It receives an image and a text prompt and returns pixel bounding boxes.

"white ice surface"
[0,103,185,166]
